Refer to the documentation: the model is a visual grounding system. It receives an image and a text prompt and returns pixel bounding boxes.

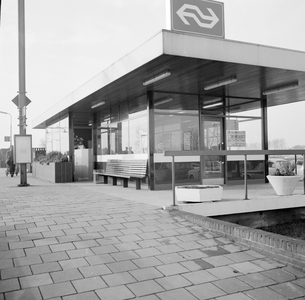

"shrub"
[34,151,69,165]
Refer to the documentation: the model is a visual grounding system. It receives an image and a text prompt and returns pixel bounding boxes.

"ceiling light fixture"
[143,71,171,86]
[262,82,299,96]
[203,102,223,109]
[154,97,173,106]
[91,101,105,109]
[204,77,237,91]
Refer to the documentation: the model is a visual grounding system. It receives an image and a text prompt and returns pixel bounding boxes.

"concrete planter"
[32,162,73,183]
[267,175,301,196]
[175,185,223,202]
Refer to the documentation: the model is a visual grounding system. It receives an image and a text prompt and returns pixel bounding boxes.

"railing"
[164,150,305,206]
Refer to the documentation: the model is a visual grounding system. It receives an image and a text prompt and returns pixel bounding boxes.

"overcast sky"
[0,0,305,149]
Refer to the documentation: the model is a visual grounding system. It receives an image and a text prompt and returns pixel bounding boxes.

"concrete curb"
[167,207,305,272]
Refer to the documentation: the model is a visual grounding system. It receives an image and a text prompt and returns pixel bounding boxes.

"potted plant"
[267,161,301,195]
[175,185,223,202]
[32,151,72,183]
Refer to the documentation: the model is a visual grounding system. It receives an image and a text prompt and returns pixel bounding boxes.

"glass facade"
[153,93,200,189]
[95,96,148,171]
[45,116,69,154]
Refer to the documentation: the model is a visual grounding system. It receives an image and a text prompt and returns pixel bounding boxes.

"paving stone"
[102,271,137,287]
[59,257,90,270]
[106,260,138,273]
[270,282,305,299]
[224,252,257,263]
[0,249,25,260]
[213,277,252,293]
[156,274,192,290]
[40,282,76,299]
[202,255,234,267]
[34,237,58,247]
[5,287,42,300]
[0,278,20,293]
[251,259,286,270]
[238,273,277,288]
[216,292,254,300]
[79,264,112,277]
[261,268,297,283]
[72,276,107,293]
[206,265,240,279]
[57,235,82,243]
[91,245,118,255]
[20,273,52,288]
[111,250,140,262]
[51,269,83,283]
[67,248,95,259]
[31,262,62,274]
[63,291,100,300]
[245,286,287,300]
[129,267,164,281]
[73,240,100,249]
[187,282,226,299]
[230,261,264,274]
[41,251,70,263]
[132,257,163,268]
[156,288,198,300]
[9,240,34,250]
[157,262,189,276]
[0,258,13,269]
[156,244,184,254]
[182,269,218,285]
[283,266,305,278]
[25,245,51,256]
[50,242,76,253]
[85,254,115,266]
[14,255,42,267]
[180,249,209,260]
[127,280,164,297]
[156,253,186,264]
[96,285,135,300]
[20,233,44,241]
[137,239,163,248]
[117,234,142,243]
[1,265,32,279]
[180,259,214,271]
[113,242,141,252]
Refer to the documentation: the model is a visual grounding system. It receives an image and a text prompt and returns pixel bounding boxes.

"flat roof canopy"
[33,30,305,129]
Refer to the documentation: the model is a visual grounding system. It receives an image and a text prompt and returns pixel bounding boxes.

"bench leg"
[93,174,97,184]
[102,175,108,184]
[123,178,128,188]
[136,179,141,190]
[112,177,117,186]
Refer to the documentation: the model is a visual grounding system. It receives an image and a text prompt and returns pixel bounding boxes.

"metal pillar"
[18,0,28,186]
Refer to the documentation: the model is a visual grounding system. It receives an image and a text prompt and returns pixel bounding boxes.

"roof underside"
[33,30,305,129]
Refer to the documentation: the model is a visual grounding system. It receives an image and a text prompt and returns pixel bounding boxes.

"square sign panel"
[14,135,32,164]
[171,0,224,38]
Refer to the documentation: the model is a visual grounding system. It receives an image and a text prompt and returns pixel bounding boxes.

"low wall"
[169,208,305,272]
[32,162,73,183]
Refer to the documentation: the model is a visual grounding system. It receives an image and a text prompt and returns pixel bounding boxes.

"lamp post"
[0,111,12,147]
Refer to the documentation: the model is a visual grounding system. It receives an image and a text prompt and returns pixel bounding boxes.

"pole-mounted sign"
[171,0,224,38]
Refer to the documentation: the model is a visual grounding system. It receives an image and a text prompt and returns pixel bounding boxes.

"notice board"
[14,135,32,164]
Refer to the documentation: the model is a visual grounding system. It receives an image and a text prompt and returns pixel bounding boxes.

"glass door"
[201,117,225,185]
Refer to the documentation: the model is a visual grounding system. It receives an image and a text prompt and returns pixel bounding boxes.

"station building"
[32,30,305,190]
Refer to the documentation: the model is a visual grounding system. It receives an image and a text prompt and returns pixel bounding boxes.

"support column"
[18,0,28,186]
[262,97,269,182]
[147,91,155,190]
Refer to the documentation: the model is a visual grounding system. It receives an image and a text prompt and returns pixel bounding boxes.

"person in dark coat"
[6,145,15,177]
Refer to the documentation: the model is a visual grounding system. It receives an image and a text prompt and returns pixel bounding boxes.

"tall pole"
[0,111,12,147]
[18,0,28,186]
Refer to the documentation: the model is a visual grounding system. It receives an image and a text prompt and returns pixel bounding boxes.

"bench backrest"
[106,159,147,178]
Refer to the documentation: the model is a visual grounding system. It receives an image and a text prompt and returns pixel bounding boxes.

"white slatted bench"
[93,159,147,190]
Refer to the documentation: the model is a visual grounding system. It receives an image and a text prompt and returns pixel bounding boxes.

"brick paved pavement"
[1,171,305,300]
